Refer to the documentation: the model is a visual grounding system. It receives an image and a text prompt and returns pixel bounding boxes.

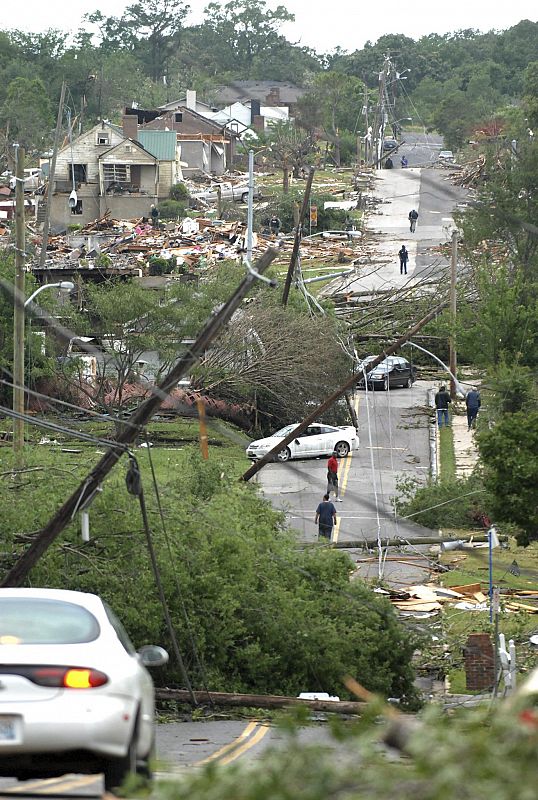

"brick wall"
[463,633,495,691]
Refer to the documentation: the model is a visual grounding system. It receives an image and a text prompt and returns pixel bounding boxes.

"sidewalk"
[451,408,479,477]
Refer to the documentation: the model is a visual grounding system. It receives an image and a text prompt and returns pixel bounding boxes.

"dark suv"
[357,356,417,390]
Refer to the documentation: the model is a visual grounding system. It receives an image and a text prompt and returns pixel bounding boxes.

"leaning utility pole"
[40,80,66,268]
[449,228,458,399]
[242,299,449,482]
[12,144,26,458]
[1,249,278,588]
[281,166,315,306]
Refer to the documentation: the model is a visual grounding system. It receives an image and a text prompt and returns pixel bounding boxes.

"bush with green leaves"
[395,473,488,531]
[259,189,351,233]
[158,199,187,220]
[0,444,418,702]
[169,183,190,202]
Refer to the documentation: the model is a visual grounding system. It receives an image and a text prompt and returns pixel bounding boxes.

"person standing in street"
[466,387,481,430]
[327,451,342,501]
[315,494,337,540]
[408,208,419,232]
[398,245,409,275]
[435,385,452,428]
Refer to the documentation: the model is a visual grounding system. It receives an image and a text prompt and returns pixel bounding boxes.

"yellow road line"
[1,777,69,793]
[195,720,259,766]
[2,774,98,794]
[218,723,270,765]
[332,394,360,544]
[39,775,99,794]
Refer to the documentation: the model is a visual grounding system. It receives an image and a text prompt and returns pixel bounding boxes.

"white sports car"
[0,588,168,791]
[246,423,359,462]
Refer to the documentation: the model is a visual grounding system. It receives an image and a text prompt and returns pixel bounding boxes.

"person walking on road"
[327,451,342,501]
[466,386,481,430]
[409,208,418,232]
[315,494,337,540]
[435,385,452,428]
[398,245,409,275]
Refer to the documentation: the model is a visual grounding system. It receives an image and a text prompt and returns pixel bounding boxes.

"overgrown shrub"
[259,190,350,233]
[395,473,488,530]
[169,182,189,202]
[158,199,186,220]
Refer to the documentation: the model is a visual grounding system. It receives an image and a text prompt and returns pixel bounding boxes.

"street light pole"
[13,144,26,458]
[24,281,74,308]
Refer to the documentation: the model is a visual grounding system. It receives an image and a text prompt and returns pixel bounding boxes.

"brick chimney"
[122,113,138,141]
[266,86,280,106]
[463,633,495,691]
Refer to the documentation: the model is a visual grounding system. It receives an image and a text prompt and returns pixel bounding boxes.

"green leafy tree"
[523,60,538,130]
[297,72,365,166]
[200,0,294,76]
[88,0,189,82]
[479,410,538,544]
[264,121,316,191]
[0,77,53,150]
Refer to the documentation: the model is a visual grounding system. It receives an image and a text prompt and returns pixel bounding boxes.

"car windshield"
[0,598,101,645]
[272,425,296,437]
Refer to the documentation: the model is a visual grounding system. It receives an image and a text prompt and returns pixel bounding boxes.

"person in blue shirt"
[315,494,337,540]
[466,387,481,430]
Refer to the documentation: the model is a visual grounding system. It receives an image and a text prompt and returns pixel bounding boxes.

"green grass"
[439,539,538,591]
[439,425,456,480]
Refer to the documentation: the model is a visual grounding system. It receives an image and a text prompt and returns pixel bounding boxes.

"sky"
[5,0,538,54]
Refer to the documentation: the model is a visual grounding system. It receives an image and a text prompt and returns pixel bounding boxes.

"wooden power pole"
[12,144,26,458]
[449,228,458,399]
[282,166,315,306]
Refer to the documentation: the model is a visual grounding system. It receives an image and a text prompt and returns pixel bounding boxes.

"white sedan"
[0,588,168,791]
[246,423,359,462]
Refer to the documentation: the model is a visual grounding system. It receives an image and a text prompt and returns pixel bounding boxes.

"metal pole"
[449,229,458,399]
[13,145,26,458]
[40,80,66,268]
[246,149,254,263]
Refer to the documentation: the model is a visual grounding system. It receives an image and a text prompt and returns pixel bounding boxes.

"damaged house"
[49,120,182,228]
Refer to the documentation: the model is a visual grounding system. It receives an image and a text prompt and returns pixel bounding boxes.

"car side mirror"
[138,645,169,667]
[295,439,301,445]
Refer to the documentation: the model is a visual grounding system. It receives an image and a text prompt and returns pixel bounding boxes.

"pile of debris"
[451,154,489,188]
[382,582,538,618]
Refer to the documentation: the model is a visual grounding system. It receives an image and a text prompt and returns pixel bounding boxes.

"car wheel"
[241,192,249,202]
[334,441,350,458]
[405,377,413,388]
[276,447,291,463]
[103,729,138,792]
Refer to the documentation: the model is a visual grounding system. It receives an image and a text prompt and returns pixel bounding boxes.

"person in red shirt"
[327,451,342,501]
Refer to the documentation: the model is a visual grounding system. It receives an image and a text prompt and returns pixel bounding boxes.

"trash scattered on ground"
[383,582,538,616]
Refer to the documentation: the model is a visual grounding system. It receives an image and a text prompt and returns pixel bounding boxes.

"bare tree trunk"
[282,164,289,193]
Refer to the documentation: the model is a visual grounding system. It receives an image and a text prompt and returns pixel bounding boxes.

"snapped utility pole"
[281,166,315,306]
[1,249,278,588]
[241,300,448,482]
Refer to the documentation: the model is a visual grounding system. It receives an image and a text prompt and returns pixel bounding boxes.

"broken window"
[103,164,130,183]
[71,199,83,215]
[97,133,110,145]
[72,164,87,183]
